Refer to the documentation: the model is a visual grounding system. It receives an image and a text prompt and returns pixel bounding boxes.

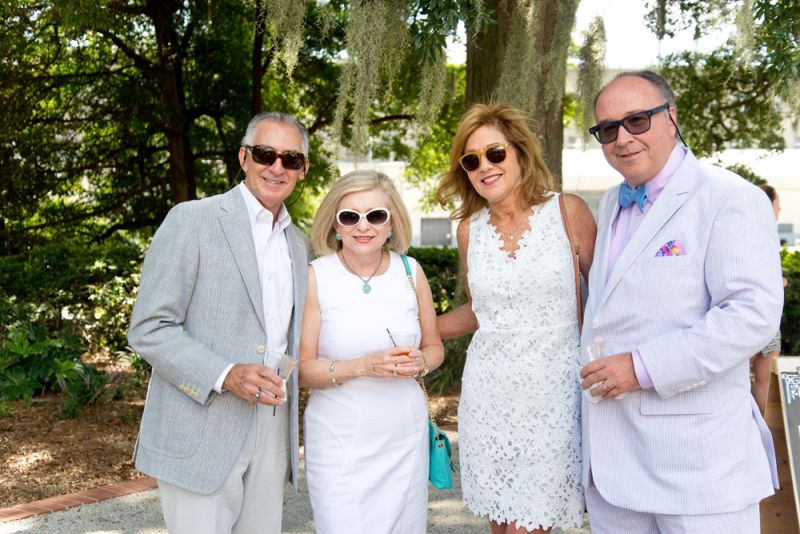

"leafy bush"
[0,236,145,356]
[409,246,469,394]
[781,249,800,355]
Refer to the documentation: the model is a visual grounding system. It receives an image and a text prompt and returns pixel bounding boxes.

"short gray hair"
[241,112,309,156]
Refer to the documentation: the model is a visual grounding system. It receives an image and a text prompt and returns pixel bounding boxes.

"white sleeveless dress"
[304,252,428,534]
[458,194,584,530]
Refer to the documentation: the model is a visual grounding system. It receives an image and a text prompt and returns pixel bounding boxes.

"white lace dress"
[458,194,584,530]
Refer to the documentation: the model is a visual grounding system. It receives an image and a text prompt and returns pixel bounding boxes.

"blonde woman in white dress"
[436,104,597,534]
[298,170,444,534]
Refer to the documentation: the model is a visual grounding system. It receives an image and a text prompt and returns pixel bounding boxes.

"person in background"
[579,71,783,533]
[750,183,785,416]
[128,112,313,534]
[298,170,444,534]
[436,104,596,534]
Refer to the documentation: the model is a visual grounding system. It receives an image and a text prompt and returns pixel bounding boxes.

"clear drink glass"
[581,337,628,402]
[582,338,607,404]
[264,351,294,415]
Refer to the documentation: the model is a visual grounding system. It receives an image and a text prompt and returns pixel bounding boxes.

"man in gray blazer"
[579,72,783,533]
[128,112,313,534]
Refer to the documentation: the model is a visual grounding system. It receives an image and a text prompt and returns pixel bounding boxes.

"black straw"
[386,328,397,347]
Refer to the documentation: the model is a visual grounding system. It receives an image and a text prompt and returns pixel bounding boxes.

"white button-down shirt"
[213,183,295,392]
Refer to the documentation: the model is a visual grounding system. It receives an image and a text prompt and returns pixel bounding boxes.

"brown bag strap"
[559,194,583,332]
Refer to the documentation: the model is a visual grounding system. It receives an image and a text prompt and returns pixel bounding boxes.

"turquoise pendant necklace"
[339,251,384,294]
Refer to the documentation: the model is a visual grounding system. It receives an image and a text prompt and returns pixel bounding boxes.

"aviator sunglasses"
[588,103,670,144]
[336,207,392,227]
[244,145,306,170]
[458,143,512,172]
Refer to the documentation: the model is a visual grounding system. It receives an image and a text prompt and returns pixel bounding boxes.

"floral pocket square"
[655,239,686,257]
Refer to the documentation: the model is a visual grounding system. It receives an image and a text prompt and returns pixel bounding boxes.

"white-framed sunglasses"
[335,207,392,227]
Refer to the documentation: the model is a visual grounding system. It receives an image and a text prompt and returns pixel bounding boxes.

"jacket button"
[256,345,266,354]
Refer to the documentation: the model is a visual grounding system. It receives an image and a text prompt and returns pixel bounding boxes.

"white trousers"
[586,483,759,534]
[158,401,290,534]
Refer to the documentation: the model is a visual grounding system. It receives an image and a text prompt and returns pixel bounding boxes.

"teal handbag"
[428,419,454,489]
[400,255,455,490]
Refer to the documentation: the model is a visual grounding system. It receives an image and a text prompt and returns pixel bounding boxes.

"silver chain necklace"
[339,251,384,294]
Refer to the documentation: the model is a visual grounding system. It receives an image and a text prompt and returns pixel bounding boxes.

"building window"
[420,218,452,246]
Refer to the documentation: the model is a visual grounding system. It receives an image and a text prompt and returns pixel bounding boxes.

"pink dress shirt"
[606,144,687,388]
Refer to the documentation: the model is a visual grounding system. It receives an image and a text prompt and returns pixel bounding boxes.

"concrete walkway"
[0,432,591,534]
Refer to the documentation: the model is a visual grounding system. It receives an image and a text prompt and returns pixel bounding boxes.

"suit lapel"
[590,190,619,315]
[597,152,698,310]
[218,188,266,332]
[286,225,309,357]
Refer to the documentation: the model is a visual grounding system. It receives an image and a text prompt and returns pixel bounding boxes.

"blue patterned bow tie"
[618,183,648,212]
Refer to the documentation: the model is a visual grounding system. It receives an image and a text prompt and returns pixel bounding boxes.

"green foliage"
[0,324,87,402]
[781,249,800,355]
[576,17,606,145]
[0,236,144,354]
[660,44,785,158]
[409,246,469,394]
[644,0,734,40]
[726,163,767,185]
[408,246,461,314]
[404,65,466,212]
[55,361,109,419]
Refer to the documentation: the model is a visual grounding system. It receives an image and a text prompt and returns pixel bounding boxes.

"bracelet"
[419,352,430,377]
[329,361,343,387]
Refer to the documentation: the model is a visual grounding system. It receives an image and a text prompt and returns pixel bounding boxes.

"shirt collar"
[237,182,292,230]
[625,144,687,206]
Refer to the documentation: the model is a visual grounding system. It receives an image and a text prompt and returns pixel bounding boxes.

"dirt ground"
[0,380,459,509]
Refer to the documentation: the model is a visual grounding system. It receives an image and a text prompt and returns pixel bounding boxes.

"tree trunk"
[465,0,516,107]
[465,0,579,189]
[251,0,266,116]
[528,0,577,188]
[148,0,196,203]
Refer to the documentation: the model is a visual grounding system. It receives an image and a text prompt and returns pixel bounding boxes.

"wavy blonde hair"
[311,170,412,255]
[436,103,554,220]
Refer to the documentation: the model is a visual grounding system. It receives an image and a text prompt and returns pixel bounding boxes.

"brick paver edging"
[0,476,157,523]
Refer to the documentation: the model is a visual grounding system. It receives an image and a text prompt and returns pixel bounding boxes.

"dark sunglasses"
[589,103,670,144]
[458,143,512,172]
[244,145,306,170]
[336,207,392,227]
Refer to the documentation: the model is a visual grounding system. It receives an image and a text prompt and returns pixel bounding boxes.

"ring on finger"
[601,381,610,394]
[392,364,398,376]
[255,388,262,401]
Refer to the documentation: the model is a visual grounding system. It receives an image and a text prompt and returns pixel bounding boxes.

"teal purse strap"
[401,254,440,429]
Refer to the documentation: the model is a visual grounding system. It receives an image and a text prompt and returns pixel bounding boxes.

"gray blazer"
[581,150,783,514]
[128,186,312,495]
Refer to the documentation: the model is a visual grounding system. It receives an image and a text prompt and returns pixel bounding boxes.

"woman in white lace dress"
[298,170,444,534]
[436,104,596,534]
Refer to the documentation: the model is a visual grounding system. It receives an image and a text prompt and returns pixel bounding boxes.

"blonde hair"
[436,103,554,220]
[311,170,412,255]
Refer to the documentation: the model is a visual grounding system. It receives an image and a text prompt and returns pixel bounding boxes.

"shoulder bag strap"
[401,254,439,427]
[559,194,583,332]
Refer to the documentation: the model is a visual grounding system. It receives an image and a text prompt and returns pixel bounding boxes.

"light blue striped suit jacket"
[581,150,783,514]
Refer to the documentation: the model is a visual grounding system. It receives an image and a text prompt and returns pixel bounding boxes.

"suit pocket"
[139,378,209,458]
[640,390,715,415]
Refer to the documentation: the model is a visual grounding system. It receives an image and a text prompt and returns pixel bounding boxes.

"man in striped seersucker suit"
[129,112,313,534]
[579,71,783,533]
